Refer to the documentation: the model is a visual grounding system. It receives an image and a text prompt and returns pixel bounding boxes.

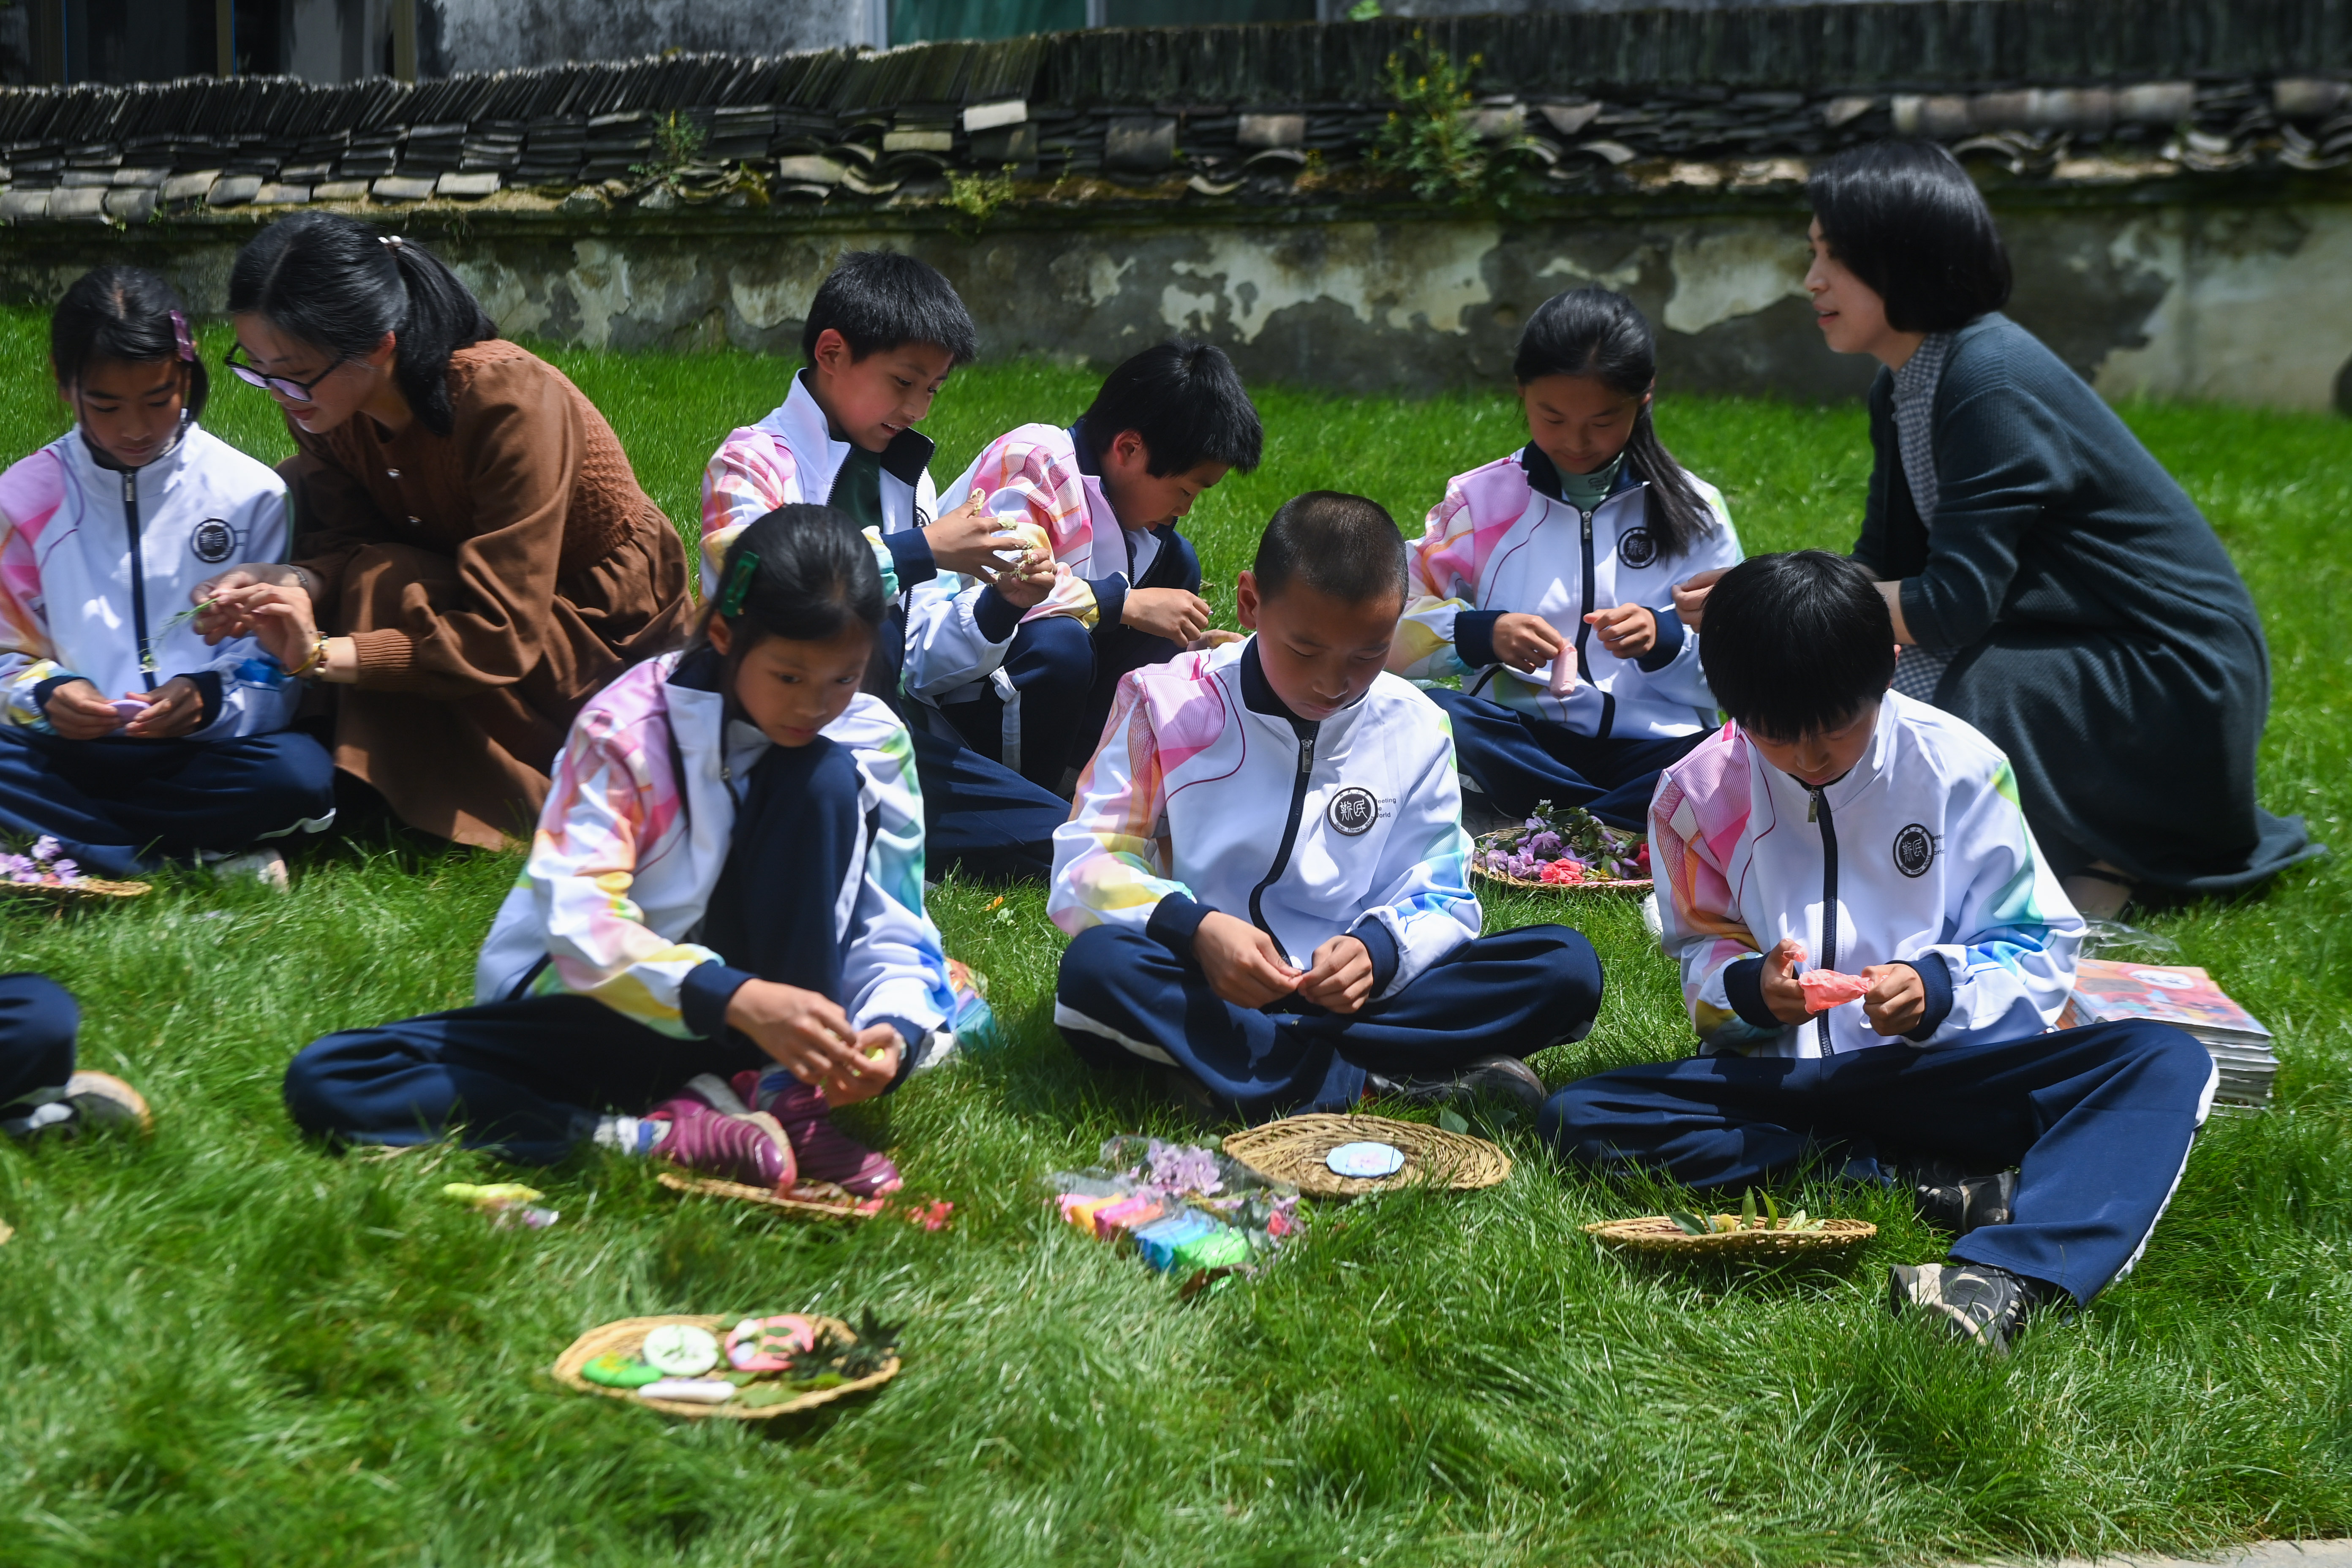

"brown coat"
[286,340,690,847]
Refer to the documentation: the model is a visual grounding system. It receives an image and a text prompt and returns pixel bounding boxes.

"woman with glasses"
[196,212,690,848]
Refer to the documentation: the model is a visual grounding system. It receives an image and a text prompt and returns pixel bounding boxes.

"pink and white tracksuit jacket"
[1396,449,1741,740]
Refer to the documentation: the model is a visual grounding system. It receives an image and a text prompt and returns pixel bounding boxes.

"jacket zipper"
[1810,785,1840,1055]
[1246,720,1318,945]
[122,468,155,690]
[1572,505,1617,739]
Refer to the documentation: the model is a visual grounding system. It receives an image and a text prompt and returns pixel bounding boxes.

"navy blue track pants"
[1539,1018,2216,1303]
[285,735,866,1163]
[1425,688,1702,831]
[942,613,1182,793]
[0,974,79,1136]
[1056,922,1603,1120]
[0,727,334,877]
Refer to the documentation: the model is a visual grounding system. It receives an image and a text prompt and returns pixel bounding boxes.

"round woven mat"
[0,878,149,902]
[1469,863,1652,895]
[1222,1113,1511,1199]
[655,1170,879,1221]
[550,1313,898,1420]
[1582,1215,1876,1257]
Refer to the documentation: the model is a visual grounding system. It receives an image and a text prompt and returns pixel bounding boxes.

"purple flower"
[0,854,30,879]
[1145,1139,1223,1195]
[30,836,60,863]
[46,858,76,883]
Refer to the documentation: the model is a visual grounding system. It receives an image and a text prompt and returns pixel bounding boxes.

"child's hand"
[1187,628,1246,652]
[1860,962,1928,1037]
[821,1023,903,1107]
[1298,934,1376,1015]
[1490,612,1566,673]
[42,678,126,739]
[925,487,1035,578]
[120,677,205,739]
[1759,936,1812,1026]
[1586,602,1658,659]
[1671,567,1729,634]
[1193,911,1302,1009]
[726,980,873,1086]
[985,555,1062,611]
[1123,587,1211,645]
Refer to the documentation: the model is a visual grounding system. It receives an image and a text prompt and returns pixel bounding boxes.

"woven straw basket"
[0,878,150,902]
[1469,863,1652,896]
[1223,1113,1511,1199]
[551,1314,899,1420]
[656,1170,879,1221]
[1582,1215,1876,1257]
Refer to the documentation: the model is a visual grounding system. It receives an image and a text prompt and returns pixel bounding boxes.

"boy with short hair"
[1541,551,2216,1350]
[908,340,1264,792]
[700,250,1067,875]
[1049,491,1603,1120]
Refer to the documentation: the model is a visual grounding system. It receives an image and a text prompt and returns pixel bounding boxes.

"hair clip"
[380,234,404,251]
[167,309,195,363]
[718,551,760,618]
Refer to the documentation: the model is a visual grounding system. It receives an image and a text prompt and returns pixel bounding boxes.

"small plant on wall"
[1367,31,1543,216]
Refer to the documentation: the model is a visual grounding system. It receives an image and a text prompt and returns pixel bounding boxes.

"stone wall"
[1,172,2345,412]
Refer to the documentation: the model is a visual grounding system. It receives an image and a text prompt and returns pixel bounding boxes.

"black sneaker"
[1897,1157,2017,1235]
[1367,1055,1545,1116]
[1888,1261,2044,1352]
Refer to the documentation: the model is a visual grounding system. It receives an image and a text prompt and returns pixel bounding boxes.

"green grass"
[1,311,2348,1566]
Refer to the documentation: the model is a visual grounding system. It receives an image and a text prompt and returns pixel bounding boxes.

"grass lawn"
[1,308,2348,1567]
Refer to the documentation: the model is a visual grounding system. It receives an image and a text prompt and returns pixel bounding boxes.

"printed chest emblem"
[1892,822,1939,877]
[190,518,237,564]
[1326,786,1380,836]
[1616,526,1658,569]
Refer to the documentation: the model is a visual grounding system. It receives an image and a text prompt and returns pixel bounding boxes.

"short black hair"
[800,250,977,365]
[52,264,210,420]
[699,503,885,657]
[1808,140,2012,333]
[1699,551,1896,740]
[1252,492,1406,607]
[1081,340,1264,477]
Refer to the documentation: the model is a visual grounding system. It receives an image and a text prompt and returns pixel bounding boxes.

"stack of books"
[2058,960,2278,1111]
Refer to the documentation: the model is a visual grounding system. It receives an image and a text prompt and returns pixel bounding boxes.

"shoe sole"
[1887,1262,2010,1352]
[65,1070,152,1137]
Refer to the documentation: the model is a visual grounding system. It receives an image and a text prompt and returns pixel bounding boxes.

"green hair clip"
[718,550,760,618]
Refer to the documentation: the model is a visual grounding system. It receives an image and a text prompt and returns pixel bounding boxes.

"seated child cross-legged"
[1540,552,2217,1350]
[1050,491,1605,1121]
[1393,288,1742,829]
[0,266,335,881]
[285,507,964,1195]
[914,341,1265,794]
[700,250,1069,878]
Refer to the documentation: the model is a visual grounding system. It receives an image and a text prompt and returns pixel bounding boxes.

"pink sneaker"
[730,1068,902,1198]
[645,1078,796,1191]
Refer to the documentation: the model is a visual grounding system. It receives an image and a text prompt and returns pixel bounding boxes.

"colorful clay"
[1797,969,1872,1013]
[1134,1209,1219,1271]
[1172,1226,1254,1272]
[1059,1193,1118,1232]
[1326,1141,1405,1179]
[725,1314,818,1373]
[1092,1194,1167,1240]
[441,1182,544,1208]
[640,1323,722,1377]
[580,1353,662,1389]
[638,1377,736,1404]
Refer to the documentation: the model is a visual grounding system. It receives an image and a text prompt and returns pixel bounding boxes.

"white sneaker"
[1641,891,1664,942]
[204,848,290,890]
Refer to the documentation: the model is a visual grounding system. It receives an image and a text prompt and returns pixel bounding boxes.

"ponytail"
[226,211,495,438]
[1512,287,1716,560]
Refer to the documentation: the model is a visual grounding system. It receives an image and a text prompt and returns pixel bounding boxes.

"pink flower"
[906,1199,954,1231]
[1539,859,1587,885]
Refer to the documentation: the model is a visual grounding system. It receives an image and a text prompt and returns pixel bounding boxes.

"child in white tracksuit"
[1394,289,1741,828]
[1541,551,2216,1349]
[0,266,333,877]
[1051,492,1602,1121]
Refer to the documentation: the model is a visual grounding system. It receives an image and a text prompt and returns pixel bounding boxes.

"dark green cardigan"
[1853,313,2318,894]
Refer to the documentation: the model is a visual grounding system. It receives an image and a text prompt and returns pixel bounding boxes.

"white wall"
[428,0,879,73]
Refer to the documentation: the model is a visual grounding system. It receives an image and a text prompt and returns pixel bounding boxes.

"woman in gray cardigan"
[1687,142,2316,916]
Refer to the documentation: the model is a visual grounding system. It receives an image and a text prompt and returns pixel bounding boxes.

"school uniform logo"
[1892,823,1939,877]
[191,519,237,564]
[1326,786,1380,836]
[1617,527,1658,569]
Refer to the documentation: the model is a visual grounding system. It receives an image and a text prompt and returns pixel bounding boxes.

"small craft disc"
[640,1323,721,1377]
[1326,1141,1406,1179]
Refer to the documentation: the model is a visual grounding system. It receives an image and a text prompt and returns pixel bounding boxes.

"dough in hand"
[1796,969,1871,1013]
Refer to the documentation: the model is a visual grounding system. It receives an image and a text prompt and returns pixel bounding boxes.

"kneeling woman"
[284,508,959,1195]
[201,212,689,847]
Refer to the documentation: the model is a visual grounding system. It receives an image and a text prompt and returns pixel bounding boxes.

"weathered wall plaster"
[3,190,2346,411]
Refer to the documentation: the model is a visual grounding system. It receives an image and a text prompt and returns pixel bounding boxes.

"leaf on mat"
[1437,1108,1470,1135]
[1666,1211,1710,1236]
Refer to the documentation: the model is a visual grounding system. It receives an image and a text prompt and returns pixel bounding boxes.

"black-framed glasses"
[223,345,347,401]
